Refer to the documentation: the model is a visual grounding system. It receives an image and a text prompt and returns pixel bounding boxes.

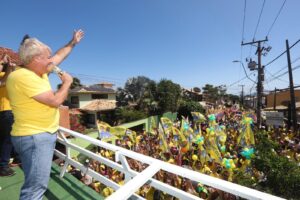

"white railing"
[54,127,285,200]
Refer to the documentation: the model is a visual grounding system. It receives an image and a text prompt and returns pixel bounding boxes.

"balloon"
[222,158,236,169]
[220,145,226,153]
[192,154,198,161]
[183,123,189,131]
[206,127,215,136]
[208,114,216,121]
[195,135,204,145]
[241,147,254,160]
[181,146,188,153]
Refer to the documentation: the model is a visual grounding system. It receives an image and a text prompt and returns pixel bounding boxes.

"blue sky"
[1,0,299,95]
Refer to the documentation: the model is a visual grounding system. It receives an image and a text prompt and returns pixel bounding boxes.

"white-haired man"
[7,29,84,200]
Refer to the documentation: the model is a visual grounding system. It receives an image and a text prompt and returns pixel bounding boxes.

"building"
[67,82,117,127]
[265,89,300,110]
[0,47,22,66]
[182,87,203,102]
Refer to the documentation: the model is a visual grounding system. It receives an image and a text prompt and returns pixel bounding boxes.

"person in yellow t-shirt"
[6,29,84,200]
[0,54,16,177]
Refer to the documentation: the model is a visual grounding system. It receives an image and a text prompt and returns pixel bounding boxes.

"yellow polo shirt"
[0,72,11,111]
[6,68,59,136]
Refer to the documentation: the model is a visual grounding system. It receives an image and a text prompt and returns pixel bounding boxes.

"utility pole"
[239,84,244,107]
[286,40,297,132]
[273,87,277,110]
[242,37,268,128]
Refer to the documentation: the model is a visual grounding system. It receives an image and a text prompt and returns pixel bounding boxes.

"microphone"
[47,62,64,76]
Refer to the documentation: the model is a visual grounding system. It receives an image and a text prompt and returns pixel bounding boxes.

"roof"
[0,47,22,65]
[80,99,117,112]
[182,88,202,95]
[264,105,288,110]
[69,84,115,94]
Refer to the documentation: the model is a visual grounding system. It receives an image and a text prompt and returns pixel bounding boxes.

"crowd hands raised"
[62,105,300,200]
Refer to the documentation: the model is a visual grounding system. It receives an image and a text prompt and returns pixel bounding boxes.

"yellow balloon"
[102,188,110,197]
[192,154,198,161]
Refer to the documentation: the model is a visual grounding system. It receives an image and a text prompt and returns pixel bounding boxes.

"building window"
[92,94,108,99]
[71,96,79,104]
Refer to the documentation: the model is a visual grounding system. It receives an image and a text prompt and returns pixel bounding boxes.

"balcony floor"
[0,163,104,200]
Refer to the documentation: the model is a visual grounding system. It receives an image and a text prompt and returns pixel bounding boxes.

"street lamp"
[232,60,256,83]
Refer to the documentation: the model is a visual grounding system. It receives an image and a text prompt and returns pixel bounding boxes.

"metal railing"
[54,127,285,200]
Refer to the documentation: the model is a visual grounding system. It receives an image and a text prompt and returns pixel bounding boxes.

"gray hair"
[19,38,51,65]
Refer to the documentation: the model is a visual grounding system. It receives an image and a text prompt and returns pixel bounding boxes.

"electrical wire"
[253,0,266,39]
[249,0,266,57]
[266,0,287,36]
[227,72,256,88]
[266,56,300,81]
[265,68,288,83]
[242,0,247,42]
[265,39,300,67]
[266,64,300,84]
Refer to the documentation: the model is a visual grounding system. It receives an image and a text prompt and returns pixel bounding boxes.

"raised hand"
[72,29,84,45]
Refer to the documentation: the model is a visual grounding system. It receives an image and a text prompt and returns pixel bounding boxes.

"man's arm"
[33,72,73,107]
[51,29,84,66]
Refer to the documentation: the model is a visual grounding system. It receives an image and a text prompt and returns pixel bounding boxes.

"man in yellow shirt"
[6,29,84,200]
[0,54,17,177]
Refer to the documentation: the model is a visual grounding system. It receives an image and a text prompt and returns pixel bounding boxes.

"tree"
[177,99,205,119]
[138,81,158,115]
[116,76,156,111]
[124,76,156,103]
[114,107,147,124]
[57,77,82,90]
[116,87,134,107]
[202,84,226,104]
[156,79,181,114]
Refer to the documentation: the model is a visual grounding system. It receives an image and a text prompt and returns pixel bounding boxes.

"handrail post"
[58,131,71,178]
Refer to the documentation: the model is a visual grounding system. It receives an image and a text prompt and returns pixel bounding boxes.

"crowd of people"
[62,107,299,199]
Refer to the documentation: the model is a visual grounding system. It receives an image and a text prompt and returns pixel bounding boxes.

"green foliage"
[177,99,205,119]
[114,107,147,123]
[202,84,226,103]
[124,76,156,103]
[116,76,157,111]
[234,170,256,188]
[234,131,300,199]
[251,132,300,199]
[138,81,158,115]
[156,79,181,114]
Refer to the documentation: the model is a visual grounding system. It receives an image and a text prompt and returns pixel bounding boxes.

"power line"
[266,0,287,36]
[69,73,126,85]
[71,73,125,81]
[227,72,256,88]
[265,39,300,67]
[266,64,300,84]
[240,0,247,73]
[253,0,266,40]
[249,0,266,58]
[265,68,288,83]
[266,56,300,80]
[242,0,247,42]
